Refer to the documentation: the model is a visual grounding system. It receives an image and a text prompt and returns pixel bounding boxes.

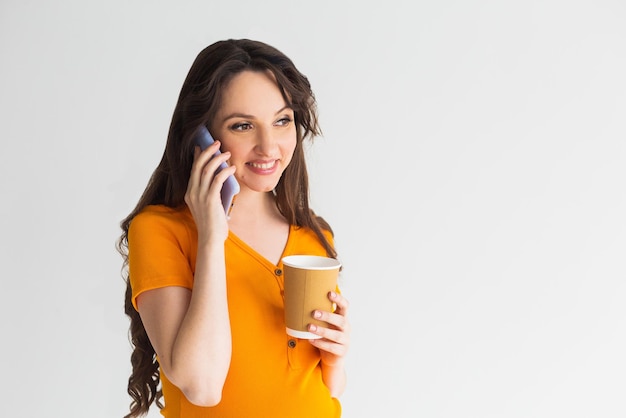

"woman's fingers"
[308,322,348,346]
[198,152,233,192]
[308,331,349,357]
[307,292,351,349]
[312,309,347,333]
[186,141,232,202]
[188,141,221,187]
[329,291,349,315]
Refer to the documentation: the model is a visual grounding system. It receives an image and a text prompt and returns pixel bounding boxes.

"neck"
[228,189,282,224]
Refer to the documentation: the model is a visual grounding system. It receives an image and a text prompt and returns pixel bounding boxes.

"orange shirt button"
[275,268,283,276]
[288,339,297,348]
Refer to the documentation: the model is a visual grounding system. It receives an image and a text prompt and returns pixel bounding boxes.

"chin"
[246,182,279,193]
[241,176,282,193]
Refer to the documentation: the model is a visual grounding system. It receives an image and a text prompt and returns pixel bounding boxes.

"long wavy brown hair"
[117,39,337,418]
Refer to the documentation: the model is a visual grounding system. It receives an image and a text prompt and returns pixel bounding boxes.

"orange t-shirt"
[128,205,342,418]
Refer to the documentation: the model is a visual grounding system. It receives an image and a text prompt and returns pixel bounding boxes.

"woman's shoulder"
[292,223,334,246]
[130,204,194,235]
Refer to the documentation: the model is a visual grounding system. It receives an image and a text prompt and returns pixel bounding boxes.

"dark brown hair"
[117,39,337,417]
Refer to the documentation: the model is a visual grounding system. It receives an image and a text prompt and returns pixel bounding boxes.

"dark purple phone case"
[193,126,240,215]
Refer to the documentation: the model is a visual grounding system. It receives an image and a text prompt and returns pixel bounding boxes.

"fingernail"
[308,324,317,332]
[313,310,322,319]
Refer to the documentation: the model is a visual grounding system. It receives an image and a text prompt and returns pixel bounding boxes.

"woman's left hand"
[308,291,351,367]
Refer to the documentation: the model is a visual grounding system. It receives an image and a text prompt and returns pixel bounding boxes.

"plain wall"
[1,1,624,417]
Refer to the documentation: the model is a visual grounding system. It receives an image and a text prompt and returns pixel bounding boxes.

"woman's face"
[212,70,297,194]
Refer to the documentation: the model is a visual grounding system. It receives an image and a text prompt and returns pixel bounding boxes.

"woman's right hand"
[184,141,236,245]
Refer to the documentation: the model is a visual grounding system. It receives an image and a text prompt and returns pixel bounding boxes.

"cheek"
[282,139,297,165]
[220,142,244,163]
[280,129,298,160]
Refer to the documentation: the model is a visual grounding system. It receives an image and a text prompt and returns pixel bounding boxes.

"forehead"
[219,70,287,111]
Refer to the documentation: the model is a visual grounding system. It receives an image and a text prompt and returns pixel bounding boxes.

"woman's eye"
[232,122,252,131]
[276,117,293,126]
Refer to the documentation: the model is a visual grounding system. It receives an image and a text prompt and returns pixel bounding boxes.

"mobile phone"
[193,126,240,216]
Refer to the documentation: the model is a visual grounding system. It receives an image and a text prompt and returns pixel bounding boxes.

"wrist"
[321,358,345,369]
[197,233,228,250]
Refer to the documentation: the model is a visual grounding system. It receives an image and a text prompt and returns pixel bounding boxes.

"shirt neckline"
[227,224,295,269]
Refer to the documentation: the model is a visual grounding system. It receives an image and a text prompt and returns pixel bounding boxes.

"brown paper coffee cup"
[282,255,341,339]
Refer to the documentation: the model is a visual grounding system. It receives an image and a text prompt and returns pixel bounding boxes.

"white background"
[1,1,625,417]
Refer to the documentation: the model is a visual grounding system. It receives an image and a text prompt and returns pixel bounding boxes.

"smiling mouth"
[248,160,278,170]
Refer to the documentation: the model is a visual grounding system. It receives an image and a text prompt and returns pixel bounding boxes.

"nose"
[254,126,278,156]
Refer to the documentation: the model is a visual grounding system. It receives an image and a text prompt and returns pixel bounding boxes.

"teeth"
[250,161,276,170]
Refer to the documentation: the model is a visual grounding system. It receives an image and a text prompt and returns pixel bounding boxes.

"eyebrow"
[221,105,293,123]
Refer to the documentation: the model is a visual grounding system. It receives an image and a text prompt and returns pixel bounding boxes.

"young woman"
[117,39,350,418]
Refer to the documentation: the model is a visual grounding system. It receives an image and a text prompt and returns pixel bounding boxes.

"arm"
[308,291,351,398]
[320,358,347,398]
[136,239,231,406]
[136,143,236,406]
